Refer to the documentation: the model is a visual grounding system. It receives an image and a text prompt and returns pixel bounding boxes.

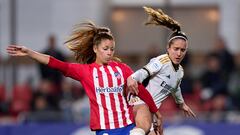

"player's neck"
[171,61,179,71]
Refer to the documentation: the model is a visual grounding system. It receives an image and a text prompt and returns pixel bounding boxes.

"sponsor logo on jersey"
[160,81,176,92]
[166,75,170,79]
[96,85,124,93]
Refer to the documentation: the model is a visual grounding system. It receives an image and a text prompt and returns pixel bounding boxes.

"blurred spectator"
[184,79,202,112]
[0,84,9,115]
[181,65,194,94]
[212,37,235,81]
[27,96,62,122]
[228,67,240,110]
[31,79,60,111]
[200,53,228,100]
[26,79,62,122]
[211,94,228,111]
[205,94,232,122]
[38,34,66,93]
[59,79,75,121]
[9,83,33,117]
[71,83,89,123]
[32,95,54,113]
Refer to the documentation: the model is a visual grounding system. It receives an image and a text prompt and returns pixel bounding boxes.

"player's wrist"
[154,110,162,119]
[130,75,137,81]
[177,102,185,108]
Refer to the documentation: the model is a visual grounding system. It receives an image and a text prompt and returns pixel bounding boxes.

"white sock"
[129,128,145,135]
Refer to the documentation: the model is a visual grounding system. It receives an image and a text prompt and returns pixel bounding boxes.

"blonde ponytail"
[143,6,181,32]
[143,6,188,43]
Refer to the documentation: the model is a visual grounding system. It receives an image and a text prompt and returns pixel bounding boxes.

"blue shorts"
[96,124,135,135]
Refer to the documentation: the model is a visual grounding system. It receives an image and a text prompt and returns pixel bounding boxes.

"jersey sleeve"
[121,63,133,79]
[120,63,158,113]
[172,87,184,104]
[131,57,162,83]
[47,56,84,80]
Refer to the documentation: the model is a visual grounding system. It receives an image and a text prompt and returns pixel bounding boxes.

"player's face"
[94,39,115,65]
[167,39,187,65]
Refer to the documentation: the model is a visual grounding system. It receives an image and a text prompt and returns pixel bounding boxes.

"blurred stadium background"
[0,0,240,135]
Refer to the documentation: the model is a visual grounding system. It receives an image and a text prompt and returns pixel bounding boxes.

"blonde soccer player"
[128,7,196,135]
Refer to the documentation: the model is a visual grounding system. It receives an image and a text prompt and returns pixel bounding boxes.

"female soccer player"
[7,21,161,135]
[127,7,196,135]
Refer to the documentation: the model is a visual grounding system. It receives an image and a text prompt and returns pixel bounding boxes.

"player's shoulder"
[157,54,171,64]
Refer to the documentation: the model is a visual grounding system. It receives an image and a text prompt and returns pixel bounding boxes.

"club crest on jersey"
[114,72,121,79]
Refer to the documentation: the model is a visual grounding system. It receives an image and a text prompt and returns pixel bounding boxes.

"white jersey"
[130,54,184,108]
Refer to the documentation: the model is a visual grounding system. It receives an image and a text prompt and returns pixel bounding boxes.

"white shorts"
[128,94,145,106]
[128,94,162,108]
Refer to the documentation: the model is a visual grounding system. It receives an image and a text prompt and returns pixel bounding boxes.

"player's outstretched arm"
[7,45,50,65]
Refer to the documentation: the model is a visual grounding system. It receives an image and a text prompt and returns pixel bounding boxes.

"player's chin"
[174,59,181,64]
[104,59,111,64]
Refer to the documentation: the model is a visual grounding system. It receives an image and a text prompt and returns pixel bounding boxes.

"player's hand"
[153,111,164,135]
[7,45,29,57]
[179,103,196,118]
[127,76,139,95]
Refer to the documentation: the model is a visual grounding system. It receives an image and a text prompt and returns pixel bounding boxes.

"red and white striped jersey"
[48,57,134,130]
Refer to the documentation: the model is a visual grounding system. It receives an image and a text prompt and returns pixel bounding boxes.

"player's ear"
[166,44,170,53]
[93,45,97,53]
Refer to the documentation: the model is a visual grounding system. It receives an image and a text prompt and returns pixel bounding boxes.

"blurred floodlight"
[112,9,126,23]
[206,9,219,22]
